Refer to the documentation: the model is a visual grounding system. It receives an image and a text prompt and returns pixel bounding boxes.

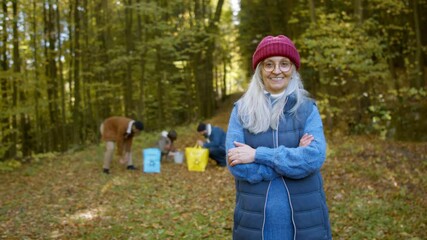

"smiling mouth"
[270,77,284,81]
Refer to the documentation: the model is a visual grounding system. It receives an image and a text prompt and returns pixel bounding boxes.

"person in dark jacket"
[197,122,227,167]
[226,35,332,239]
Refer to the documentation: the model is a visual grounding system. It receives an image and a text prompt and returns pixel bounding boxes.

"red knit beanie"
[252,35,300,70]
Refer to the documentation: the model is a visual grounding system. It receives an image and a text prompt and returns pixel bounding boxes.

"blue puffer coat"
[226,95,332,240]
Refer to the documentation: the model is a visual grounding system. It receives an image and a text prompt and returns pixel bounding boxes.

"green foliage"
[1,0,426,165]
[389,87,427,141]
[299,10,419,136]
[0,0,237,160]
[367,104,392,139]
[236,0,427,140]
[301,12,389,83]
[0,160,22,172]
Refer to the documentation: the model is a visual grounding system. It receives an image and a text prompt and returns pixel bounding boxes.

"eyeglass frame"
[261,60,293,73]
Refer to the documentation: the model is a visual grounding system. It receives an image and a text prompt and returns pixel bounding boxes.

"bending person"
[100,116,144,174]
[197,122,226,167]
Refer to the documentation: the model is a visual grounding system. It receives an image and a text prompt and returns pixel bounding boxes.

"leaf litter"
[0,94,426,239]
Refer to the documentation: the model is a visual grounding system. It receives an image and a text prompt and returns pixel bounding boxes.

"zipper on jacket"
[262,181,272,240]
[270,128,296,240]
[266,95,295,239]
[274,97,296,240]
[283,178,297,240]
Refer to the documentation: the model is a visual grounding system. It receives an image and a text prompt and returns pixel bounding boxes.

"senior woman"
[226,35,332,240]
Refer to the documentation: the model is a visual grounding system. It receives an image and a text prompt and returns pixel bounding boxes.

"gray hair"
[237,64,308,134]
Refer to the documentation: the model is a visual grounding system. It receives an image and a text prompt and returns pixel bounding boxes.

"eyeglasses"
[262,61,292,73]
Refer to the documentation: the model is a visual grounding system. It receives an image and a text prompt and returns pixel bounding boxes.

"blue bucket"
[143,148,161,173]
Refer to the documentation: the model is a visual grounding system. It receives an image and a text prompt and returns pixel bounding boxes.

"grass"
[323,134,426,240]
[0,95,426,239]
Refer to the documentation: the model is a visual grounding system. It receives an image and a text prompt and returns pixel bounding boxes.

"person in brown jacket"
[100,116,144,174]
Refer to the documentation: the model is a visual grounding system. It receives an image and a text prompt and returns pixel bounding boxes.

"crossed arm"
[225,105,326,183]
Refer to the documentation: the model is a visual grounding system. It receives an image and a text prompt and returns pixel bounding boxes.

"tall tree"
[1,0,12,159]
[192,0,224,119]
[30,0,43,153]
[9,0,18,158]
[135,0,148,122]
[81,0,96,140]
[43,0,60,150]
[204,0,224,116]
[94,0,113,119]
[412,0,424,88]
[55,0,67,151]
[124,0,135,117]
[12,0,31,157]
[354,0,363,25]
[72,0,82,144]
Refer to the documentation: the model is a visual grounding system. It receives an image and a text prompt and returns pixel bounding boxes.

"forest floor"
[0,93,426,240]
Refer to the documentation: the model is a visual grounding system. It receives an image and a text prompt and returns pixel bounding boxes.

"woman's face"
[261,56,293,94]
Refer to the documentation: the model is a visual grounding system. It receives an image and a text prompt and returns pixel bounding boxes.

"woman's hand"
[299,133,314,147]
[227,134,313,167]
[227,141,256,167]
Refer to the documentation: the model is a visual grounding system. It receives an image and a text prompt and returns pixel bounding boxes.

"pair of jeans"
[208,147,226,166]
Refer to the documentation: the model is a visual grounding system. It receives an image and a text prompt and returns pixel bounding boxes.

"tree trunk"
[1,0,12,160]
[82,0,95,141]
[47,0,60,151]
[205,0,224,116]
[31,0,43,153]
[73,0,82,144]
[136,0,147,122]
[12,0,31,157]
[309,0,316,24]
[222,60,227,99]
[412,0,424,88]
[95,0,112,119]
[124,0,134,117]
[193,0,224,119]
[153,0,169,128]
[55,0,67,151]
[67,1,74,113]
[354,0,363,25]
[193,0,205,119]
[353,0,368,130]
[9,0,18,158]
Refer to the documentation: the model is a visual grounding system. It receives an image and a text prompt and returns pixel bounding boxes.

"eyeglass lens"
[263,61,292,72]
